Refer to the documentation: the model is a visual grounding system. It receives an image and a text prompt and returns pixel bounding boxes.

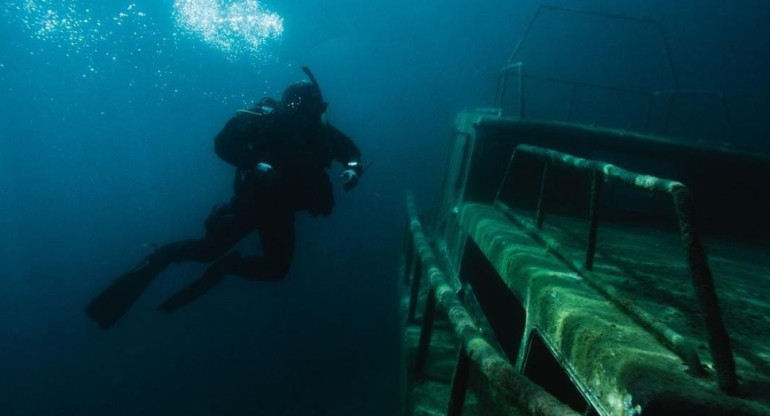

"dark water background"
[0,1,768,415]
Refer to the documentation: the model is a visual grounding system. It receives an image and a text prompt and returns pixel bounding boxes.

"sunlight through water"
[3,0,284,105]
[173,0,283,58]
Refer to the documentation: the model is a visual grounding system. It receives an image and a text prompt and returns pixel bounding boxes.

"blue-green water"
[1,1,768,415]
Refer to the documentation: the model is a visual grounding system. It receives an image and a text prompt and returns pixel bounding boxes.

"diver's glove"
[255,162,277,185]
[340,169,359,191]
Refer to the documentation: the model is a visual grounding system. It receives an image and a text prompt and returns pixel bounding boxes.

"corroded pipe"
[504,144,737,393]
[670,186,737,393]
[497,201,705,378]
[585,170,603,271]
[407,195,579,416]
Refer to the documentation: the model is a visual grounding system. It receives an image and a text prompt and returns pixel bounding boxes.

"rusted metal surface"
[407,194,580,416]
[497,144,737,393]
[496,201,705,377]
[671,185,738,393]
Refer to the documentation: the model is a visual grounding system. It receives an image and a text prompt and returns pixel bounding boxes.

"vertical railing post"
[495,71,507,108]
[408,258,423,323]
[536,162,549,229]
[503,145,739,393]
[585,170,603,270]
[672,187,738,393]
[414,290,437,376]
[447,347,471,416]
[404,219,415,285]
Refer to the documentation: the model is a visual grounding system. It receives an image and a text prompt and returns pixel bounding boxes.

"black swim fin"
[157,251,240,313]
[85,258,166,330]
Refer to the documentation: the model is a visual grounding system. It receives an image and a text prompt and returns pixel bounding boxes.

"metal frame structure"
[493,5,735,146]
[404,194,580,416]
[493,144,738,393]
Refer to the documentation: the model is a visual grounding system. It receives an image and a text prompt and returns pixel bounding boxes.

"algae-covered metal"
[403,110,770,415]
[496,144,737,393]
[403,6,770,414]
[406,195,579,416]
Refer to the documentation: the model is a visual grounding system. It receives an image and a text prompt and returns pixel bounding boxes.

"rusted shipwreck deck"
[401,112,770,416]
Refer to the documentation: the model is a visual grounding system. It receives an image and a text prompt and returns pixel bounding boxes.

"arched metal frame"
[495,5,735,146]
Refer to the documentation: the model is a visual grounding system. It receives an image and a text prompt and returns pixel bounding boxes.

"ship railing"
[493,144,738,393]
[404,194,580,416]
[494,4,735,146]
[496,63,734,146]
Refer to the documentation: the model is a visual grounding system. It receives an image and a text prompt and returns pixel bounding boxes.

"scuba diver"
[85,67,364,330]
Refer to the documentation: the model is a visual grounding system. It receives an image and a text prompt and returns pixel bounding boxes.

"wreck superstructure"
[401,6,770,416]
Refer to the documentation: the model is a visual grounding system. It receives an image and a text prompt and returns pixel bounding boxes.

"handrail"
[507,4,679,89]
[652,90,735,145]
[495,5,736,146]
[495,62,524,117]
[405,194,579,416]
[493,144,738,394]
[496,69,735,145]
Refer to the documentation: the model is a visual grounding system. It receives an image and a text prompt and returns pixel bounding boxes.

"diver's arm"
[329,126,363,176]
[214,114,264,169]
[328,125,363,191]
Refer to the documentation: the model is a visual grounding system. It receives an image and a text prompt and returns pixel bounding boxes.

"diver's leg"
[156,251,242,312]
[153,202,264,313]
[232,211,295,281]
[85,202,251,329]
[156,210,295,313]
[152,202,252,264]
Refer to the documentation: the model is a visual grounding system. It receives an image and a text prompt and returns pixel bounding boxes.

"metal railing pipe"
[497,145,738,393]
[585,170,603,270]
[496,201,705,378]
[407,194,579,416]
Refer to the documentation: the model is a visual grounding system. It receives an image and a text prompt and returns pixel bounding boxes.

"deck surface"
[457,202,770,414]
[540,209,770,381]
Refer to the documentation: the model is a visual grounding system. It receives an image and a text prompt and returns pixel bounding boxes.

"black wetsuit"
[85,101,363,330]
[153,107,363,281]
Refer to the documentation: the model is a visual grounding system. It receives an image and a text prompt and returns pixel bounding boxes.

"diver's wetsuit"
[153,107,363,279]
[85,105,363,329]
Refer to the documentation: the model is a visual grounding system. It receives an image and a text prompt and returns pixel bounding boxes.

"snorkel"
[301,66,323,101]
[301,66,328,124]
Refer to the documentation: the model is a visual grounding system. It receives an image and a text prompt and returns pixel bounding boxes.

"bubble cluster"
[5,1,150,57]
[2,1,282,105]
[173,0,283,58]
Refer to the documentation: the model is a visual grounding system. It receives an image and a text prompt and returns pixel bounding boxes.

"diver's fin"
[85,259,166,330]
[157,251,239,313]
